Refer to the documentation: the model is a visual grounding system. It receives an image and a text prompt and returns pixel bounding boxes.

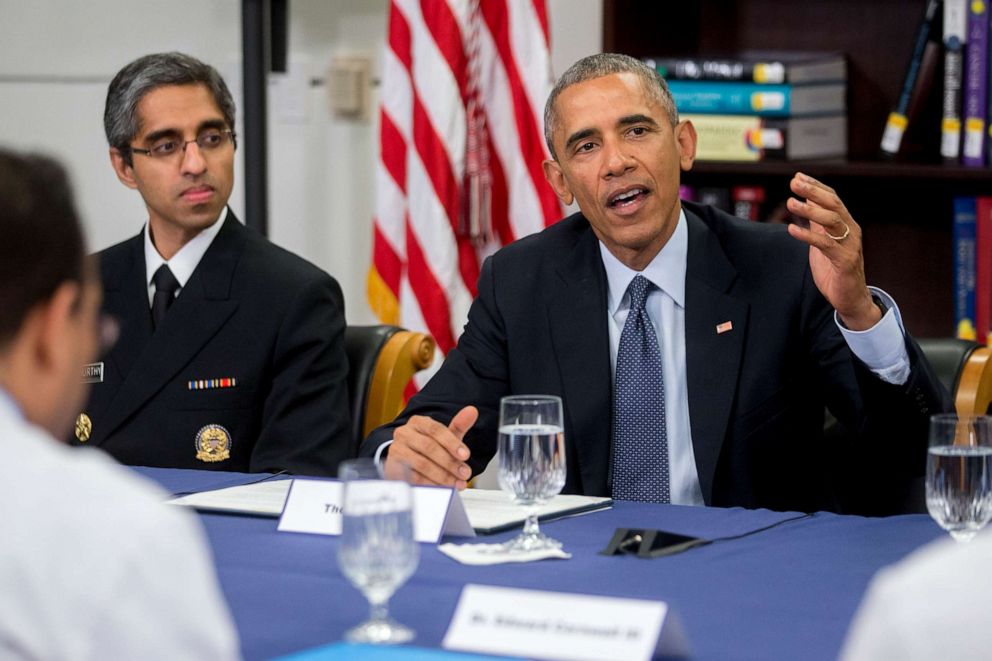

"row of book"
[644,51,847,162]
[680,184,798,224]
[882,0,992,166]
[953,196,992,342]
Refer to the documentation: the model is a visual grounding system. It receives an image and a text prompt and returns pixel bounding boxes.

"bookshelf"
[604,0,992,337]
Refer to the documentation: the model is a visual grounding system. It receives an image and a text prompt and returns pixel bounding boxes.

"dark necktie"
[611,274,670,503]
[151,264,180,330]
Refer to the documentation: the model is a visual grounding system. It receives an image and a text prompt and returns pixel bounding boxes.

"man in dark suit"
[360,53,949,512]
[73,53,350,475]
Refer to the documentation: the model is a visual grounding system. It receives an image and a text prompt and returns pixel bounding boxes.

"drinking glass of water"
[926,414,992,542]
[497,395,567,552]
[337,459,419,643]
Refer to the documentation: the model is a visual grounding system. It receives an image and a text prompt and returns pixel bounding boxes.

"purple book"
[963,0,989,166]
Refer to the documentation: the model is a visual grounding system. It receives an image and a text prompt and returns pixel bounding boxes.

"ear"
[542,159,575,206]
[109,148,139,189]
[674,120,697,172]
[35,282,81,373]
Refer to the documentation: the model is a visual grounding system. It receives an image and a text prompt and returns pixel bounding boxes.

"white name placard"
[276,479,475,543]
[442,584,690,661]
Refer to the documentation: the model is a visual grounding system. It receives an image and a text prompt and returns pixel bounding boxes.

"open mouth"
[608,187,648,209]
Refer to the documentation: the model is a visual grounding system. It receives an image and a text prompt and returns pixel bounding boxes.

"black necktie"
[151,264,180,330]
[611,274,670,503]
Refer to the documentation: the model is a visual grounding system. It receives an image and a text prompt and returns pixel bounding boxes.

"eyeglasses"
[127,129,237,160]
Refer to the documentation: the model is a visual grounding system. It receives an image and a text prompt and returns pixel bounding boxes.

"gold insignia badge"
[75,413,92,442]
[195,424,231,462]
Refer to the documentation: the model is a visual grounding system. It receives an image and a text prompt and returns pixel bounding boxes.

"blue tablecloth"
[140,467,946,661]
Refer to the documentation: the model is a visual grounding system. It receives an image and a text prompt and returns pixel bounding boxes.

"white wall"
[0,0,601,326]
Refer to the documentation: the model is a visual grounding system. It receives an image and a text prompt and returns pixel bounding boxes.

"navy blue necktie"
[151,264,180,330]
[611,274,670,503]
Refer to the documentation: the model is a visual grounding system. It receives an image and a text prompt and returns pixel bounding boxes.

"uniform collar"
[144,207,228,290]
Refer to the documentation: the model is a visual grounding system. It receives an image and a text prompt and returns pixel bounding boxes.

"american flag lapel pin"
[716,321,733,334]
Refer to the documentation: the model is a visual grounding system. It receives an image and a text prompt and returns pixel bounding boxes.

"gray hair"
[543,53,678,160]
[104,52,236,164]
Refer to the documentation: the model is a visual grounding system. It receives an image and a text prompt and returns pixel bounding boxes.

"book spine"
[954,196,978,341]
[732,186,766,221]
[988,2,992,166]
[942,0,968,160]
[666,81,794,116]
[977,197,992,343]
[881,0,941,156]
[963,0,990,166]
[649,57,757,82]
[685,115,765,161]
[697,187,732,213]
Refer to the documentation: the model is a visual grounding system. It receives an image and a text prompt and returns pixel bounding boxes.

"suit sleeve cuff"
[373,440,393,464]
[835,287,911,385]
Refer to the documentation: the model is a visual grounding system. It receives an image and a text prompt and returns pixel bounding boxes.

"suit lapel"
[546,221,612,494]
[103,234,153,383]
[684,210,749,504]
[95,216,245,442]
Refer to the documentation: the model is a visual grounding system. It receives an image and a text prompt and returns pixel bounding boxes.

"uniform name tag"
[82,362,104,383]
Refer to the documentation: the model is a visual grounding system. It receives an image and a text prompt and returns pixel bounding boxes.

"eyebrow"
[563,128,596,154]
[617,114,659,129]
[142,119,228,144]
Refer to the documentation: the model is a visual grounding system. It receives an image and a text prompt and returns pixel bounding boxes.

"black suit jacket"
[361,204,951,512]
[75,213,351,476]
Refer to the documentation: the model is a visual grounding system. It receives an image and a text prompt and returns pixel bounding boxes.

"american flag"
[368,0,562,386]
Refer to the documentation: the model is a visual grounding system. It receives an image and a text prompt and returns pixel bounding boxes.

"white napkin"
[438,542,572,565]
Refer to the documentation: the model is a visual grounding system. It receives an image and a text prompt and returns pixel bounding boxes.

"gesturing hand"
[785,172,881,331]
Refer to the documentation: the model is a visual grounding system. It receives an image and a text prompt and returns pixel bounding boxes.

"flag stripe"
[530,0,550,45]
[480,0,561,225]
[406,223,456,353]
[372,0,560,384]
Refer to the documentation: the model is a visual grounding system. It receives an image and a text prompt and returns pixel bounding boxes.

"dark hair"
[104,52,236,165]
[544,53,679,160]
[0,149,85,347]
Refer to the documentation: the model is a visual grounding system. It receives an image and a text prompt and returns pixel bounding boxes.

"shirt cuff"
[373,440,393,464]
[835,287,911,385]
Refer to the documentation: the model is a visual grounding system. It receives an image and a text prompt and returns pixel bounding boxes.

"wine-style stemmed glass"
[926,414,992,542]
[336,458,419,643]
[497,394,567,552]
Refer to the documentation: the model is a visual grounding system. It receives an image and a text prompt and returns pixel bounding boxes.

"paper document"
[169,479,292,516]
[460,489,612,535]
[170,481,611,533]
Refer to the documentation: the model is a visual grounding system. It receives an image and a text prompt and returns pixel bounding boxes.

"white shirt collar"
[144,207,228,293]
[0,387,23,422]
[600,208,688,314]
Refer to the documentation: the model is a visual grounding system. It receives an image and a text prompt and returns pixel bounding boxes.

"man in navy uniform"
[75,52,350,475]
[361,53,949,513]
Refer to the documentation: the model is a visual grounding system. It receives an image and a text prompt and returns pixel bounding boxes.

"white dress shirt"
[599,209,911,505]
[841,530,992,661]
[144,207,228,307]
[0,389,240,660]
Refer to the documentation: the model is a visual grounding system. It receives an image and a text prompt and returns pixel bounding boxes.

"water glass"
[926,414,992,542]
[336,458,419,643]
[497,395,567,552]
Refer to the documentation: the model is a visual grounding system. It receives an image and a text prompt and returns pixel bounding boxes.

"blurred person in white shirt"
[0,148,240,660]
[841,531,992,661]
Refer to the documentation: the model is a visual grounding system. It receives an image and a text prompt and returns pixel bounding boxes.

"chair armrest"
[955,347,992,415]
[363,331,436,437]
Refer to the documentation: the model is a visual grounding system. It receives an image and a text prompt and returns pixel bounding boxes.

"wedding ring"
[826,222,850,241]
